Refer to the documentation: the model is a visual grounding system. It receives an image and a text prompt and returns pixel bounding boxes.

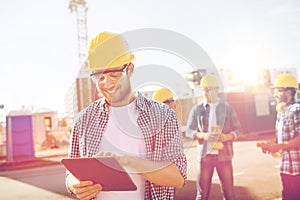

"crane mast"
[68,0,96,115]
[69,0,88,70]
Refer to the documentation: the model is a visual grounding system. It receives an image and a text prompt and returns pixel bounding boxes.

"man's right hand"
[195,132,208,140]
[67,174,102,200]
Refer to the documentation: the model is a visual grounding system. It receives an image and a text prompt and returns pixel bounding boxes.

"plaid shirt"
[68,92,187,200]
[276,102,300,175]
[186,100,241,161]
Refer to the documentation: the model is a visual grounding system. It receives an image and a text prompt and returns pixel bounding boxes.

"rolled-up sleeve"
[164,109,187,180]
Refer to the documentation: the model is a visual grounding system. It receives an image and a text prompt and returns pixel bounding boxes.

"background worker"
[258,73,300,200]
[65,32,187,200]
[152,87,182,125]
[186,74,241,200]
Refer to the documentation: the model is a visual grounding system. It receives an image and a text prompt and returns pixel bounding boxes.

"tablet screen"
[61,157,137,191]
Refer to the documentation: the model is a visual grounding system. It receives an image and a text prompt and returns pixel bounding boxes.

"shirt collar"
[135,92,146,111]
[203,98,220,107]
[99,98,109,112]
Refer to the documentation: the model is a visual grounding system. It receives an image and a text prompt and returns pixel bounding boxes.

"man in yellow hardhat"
[258,73,300,200]
[186,74,241,200]
[152,87,182,124]
[152,88,175,105]
[65,32,187,200]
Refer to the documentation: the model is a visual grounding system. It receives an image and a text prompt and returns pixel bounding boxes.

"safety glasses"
[90,63,129,83]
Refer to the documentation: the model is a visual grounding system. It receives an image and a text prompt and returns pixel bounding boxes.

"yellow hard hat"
[152,88,174,103]
[272,73,298,89]
[200,74,219,88]
[86,32,135,72]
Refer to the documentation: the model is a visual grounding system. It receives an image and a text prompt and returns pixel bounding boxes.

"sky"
[0,0,300,117]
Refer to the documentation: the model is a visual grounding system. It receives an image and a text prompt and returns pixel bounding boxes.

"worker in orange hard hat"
[186,74,242,200]
[152,87,182,125]
[257,73,300,200]
[66,32,187,200]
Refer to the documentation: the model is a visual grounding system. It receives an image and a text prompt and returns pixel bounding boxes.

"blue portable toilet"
[6,110,35,161]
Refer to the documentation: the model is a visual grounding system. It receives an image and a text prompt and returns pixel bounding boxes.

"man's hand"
[67,173,102,200]
[195,132,208,140]
[218,133,234,142]
[93,151,185,188]
[94,151,129,166]
[257,141,271,153]
[265,143,283,153]
[256,141,276,153]
[72,181,102,200]
[256,141,282,158]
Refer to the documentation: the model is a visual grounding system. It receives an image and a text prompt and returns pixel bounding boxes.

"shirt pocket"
[283,118,293,133]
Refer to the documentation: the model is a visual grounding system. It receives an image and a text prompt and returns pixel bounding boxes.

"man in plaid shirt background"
[259,73,300,200]
[65,31,187,200]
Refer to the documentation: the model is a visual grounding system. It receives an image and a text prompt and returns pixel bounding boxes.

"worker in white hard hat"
[66,32,186,200]
[152,87,182,125]
[258,73,300,200]
[186,74,242,200]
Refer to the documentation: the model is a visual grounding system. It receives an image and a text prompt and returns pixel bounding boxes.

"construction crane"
[68,0,96,114]
[69,0,88,71]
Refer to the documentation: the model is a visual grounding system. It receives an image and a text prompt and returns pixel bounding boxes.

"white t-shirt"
[97,100,146,200]
[277,115,284,144]
[206,102,219,155]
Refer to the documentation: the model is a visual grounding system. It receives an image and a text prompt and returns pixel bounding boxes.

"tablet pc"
[61,157,137,191]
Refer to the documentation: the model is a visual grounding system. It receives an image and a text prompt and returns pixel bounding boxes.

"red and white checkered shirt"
[68,92,187,199]
[276,102,300,175]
